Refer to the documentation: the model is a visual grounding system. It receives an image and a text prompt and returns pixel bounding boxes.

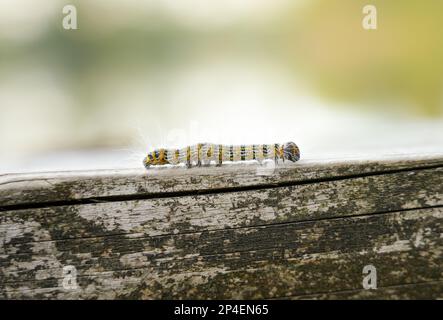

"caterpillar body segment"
[143,142,300,169]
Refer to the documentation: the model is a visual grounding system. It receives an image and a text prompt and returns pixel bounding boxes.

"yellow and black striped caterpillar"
[143,142,300,168]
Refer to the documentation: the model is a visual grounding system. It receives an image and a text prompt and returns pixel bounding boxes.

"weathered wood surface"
[1,152,442,208]
[0,153,442,299]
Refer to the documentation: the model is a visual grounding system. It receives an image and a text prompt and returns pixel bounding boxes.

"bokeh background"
[1,0,443,173]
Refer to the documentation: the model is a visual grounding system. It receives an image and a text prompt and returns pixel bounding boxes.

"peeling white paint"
[377,240,411,253]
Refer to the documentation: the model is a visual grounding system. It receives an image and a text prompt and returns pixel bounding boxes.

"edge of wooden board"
[1,153,442,208]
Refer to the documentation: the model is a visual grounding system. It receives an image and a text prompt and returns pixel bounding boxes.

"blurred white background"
[1,0,442,173]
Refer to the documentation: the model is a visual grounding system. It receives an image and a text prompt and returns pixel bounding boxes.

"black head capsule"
[282,142,300,162]
[143,154,153,169]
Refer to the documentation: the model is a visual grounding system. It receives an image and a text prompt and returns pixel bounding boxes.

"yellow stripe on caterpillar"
[142,142,300,169]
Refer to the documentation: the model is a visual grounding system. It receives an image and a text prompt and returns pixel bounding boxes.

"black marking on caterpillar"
[143,142,300,169]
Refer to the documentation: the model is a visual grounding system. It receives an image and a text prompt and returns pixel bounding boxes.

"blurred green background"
[1,0,442,172]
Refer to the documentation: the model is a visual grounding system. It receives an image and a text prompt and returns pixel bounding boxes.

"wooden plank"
[1,153,442,208]
[283,281,443,300]
[0,167,441,244]
[1,154,442,299]
[1,207,442,299]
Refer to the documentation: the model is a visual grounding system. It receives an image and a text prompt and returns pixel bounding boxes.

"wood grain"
[1,207,442,299]
[0,154,442,299]
[1,153,442,208]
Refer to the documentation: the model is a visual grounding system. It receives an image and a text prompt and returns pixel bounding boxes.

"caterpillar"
[143,142,300,168]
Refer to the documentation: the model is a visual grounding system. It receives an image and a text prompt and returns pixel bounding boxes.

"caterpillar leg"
[198,159,211,167]
[201,160,211,167]
[259,159,274,166]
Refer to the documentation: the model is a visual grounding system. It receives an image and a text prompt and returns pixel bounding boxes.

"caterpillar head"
[142,154,153,169]
[282,142,300,162]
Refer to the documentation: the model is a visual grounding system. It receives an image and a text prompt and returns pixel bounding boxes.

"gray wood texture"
[0,153,442,299]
